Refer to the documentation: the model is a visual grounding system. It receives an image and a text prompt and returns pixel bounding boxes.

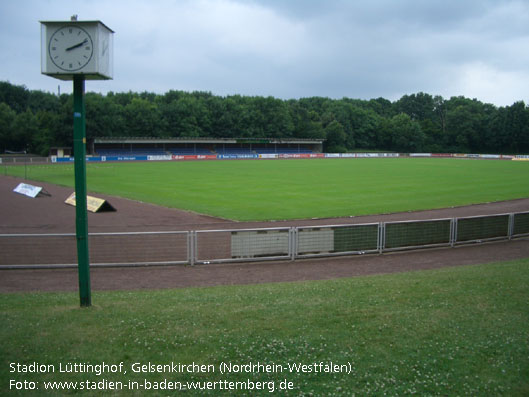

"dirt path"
[1,175,528,293]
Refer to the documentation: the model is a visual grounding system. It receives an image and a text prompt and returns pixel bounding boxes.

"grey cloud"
[1,0,528,105]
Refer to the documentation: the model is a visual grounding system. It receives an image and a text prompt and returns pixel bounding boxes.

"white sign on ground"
[13,183,43,198]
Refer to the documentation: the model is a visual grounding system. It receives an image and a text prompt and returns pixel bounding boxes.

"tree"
[367,97,394,118]
[163,95,208,137]
[34,111,63,156]
[395,92,435,121]
[12,110,38,153]
[349,106,380,150]
[124,97,164,137]
[444,97,487,152]
[391,113,426,152]
[251,96,293,138]
[504,101,529,153]
[1,80,528,155]
[0,82,29,113]
[324,120,346,152]
[433,95,446,134]
[289,102,324,140]
[0,102,16,152]
[380,113,426,152]
[27,89,61,113]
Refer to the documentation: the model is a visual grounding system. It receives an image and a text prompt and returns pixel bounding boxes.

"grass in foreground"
[4,158,529,221]
[1,259,528,395]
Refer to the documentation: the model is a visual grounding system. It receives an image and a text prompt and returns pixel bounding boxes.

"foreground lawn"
[1,259,528,395]
[5,158,529,220]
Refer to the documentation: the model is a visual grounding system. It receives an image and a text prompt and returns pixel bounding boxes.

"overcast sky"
[1,0,528,106]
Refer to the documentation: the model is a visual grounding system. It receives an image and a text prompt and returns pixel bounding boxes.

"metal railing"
[0,156,50,164]
[195,227,292,265]
[1,211,528,268]
[0,231,189,268]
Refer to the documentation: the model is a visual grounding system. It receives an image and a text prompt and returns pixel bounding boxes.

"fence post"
[508,213,514,240]
[449,218,455,247]
[451,218,458,246]
[378,223,385,254]
[188,231,196,266]
[289,227,297,261]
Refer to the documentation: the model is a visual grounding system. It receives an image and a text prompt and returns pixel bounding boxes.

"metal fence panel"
[297,227,334,255]
[513,212,529,237]
[196,227,291,264]
[455,214,510,243]
[0,232,188,268]
[89,231,189,265]
[296,224,379,258]
[1,156,50,164]
[231,229,289,258]
[334,224,379,253]
[384,219,452,250]
[0,234,76,266]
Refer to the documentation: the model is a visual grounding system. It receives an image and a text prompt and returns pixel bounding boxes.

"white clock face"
[48,26,93,72]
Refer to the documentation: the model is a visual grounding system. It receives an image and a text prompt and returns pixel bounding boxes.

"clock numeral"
[85,46,91,51]
[51,46,56,51]
[69,63,73,69]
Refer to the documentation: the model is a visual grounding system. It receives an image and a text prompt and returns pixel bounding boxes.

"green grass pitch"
[6,158,529,221]
[3,158,529,395]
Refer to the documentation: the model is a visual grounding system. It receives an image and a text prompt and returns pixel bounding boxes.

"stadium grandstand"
[89,138,323,157]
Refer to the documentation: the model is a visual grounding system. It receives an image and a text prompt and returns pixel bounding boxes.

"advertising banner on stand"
[13,183,47,198]
[65,192,116,213]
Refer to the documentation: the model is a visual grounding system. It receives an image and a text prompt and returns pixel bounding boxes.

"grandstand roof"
[93,137,324,145]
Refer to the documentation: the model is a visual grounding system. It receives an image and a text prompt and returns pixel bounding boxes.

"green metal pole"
[73,75,91,307]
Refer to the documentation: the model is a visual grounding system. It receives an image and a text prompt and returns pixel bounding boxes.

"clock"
[41,20,114,80]
[48,25,94,72]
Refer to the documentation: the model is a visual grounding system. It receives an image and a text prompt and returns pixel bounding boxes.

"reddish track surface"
[1,175,528,293]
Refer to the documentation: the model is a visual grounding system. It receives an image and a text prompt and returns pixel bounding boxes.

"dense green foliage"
[6,158,529,221]
[2,259,528,395]
[1,81,528,156]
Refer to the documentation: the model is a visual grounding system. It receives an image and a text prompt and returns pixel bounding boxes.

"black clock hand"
[66,39,88,51]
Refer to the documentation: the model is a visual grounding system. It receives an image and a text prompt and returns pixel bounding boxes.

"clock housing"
[41,20,114,80]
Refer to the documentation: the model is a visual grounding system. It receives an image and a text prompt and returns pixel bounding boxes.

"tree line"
[1,80,528,156]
